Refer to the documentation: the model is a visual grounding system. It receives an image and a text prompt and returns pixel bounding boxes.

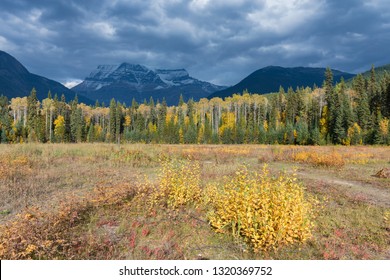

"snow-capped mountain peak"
[72,63,226,105]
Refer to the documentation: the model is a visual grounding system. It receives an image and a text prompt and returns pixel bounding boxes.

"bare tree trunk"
[253,102,257,126]
[24,107,27,126]
[49,109,53,142]
[45,110,48,139]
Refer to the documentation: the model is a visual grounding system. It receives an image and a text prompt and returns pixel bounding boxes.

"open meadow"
[0,143,389,260]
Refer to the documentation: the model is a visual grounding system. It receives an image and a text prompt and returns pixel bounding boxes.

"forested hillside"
[209,66,355,99]
[0,67,389,145]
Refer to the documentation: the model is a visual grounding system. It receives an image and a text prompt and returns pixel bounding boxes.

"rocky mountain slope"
[73,63,226,105]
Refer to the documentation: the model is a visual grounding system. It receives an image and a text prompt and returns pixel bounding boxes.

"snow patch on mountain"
[72,63,227,104]
[77,64,210,90]
[89,65,118,80]
[155,69,189,80]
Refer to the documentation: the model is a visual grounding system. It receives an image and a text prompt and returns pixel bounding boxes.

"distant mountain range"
[1,50,389,105]
[209,66,356,99]
[72,63,226,105]
[0,50,92,104]
[360,64,390,79]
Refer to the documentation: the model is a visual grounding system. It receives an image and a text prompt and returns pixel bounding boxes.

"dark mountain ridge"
[209,66,356,99]
[0,50,92,104]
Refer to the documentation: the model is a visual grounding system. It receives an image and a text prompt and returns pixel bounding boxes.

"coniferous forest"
[1,67,389,145]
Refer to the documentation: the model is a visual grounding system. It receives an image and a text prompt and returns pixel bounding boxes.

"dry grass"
[0,143,389,259]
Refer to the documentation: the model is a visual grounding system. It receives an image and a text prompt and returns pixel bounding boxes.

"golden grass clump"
[139,159,202,210]
[291,150,345,168]
[344,153,374,165]
[110,148,155,167]
[207,164,318,252]
[0,155,32,179]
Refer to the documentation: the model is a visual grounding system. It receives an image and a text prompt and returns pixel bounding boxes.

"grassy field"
[0,143,389,260]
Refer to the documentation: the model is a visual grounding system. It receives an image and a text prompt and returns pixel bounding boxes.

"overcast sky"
[0,0,389,87]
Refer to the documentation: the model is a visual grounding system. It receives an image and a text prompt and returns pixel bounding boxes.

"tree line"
[0,67,389,145]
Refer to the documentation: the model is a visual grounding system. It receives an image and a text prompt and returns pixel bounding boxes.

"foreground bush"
[207,165,318,252]
[0,184,136,259]
[137,159,202,210]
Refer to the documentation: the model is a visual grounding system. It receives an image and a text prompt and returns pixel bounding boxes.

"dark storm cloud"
[0,0,389,87]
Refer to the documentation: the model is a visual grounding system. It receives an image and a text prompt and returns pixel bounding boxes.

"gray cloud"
[0,0,389,86]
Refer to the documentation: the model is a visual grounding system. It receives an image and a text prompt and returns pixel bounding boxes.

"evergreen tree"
[87,121,95,142]
[178,94,184,106]
[368,65,381,114]
[307,96,320,131]
[115,102,122,143]
[332,79,347,144]
[383,75,390,118]
[369,111,382,144]
[204,115,212,144]
[309,125,321,145]
[296,121,309,145]
[296,87,306,122]
[0,95,10,143]
[324,68,336,142]
[64,107,72,142]
[158,98,168,139]
[149,97,157,126]
[187,98,195,119]
[1,127,6,143]
[184,118,197,143]
[285,87,296,124]
[26,88,39,141]
[109,98,116,142]
[70,98,83,142]
[333,107,345,144]
[235,113,246,144]
[354,74,371,132]
[339,80,354,131]
[35,110,46,142]
[284,122,295,144]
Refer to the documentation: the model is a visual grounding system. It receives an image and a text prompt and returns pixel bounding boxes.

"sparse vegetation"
[0,144,389,260]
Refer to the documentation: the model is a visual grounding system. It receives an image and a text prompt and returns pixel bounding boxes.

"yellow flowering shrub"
[307,151,344,167]
[146,159,202,209]
[291,150,345,168]
[207,165,318,252]
[292,151,310,162]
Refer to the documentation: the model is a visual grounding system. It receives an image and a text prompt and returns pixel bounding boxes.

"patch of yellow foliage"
[0,155,31,179]
[137,159,202,210]
[291,150,345,168]
[207,164,318,252]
